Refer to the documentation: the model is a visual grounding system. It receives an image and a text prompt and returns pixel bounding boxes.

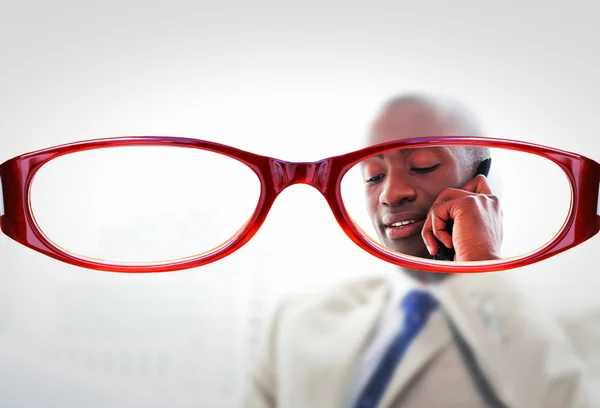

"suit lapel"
[297,274,453,408]
[322,275,392,408]
[378,310,452,408]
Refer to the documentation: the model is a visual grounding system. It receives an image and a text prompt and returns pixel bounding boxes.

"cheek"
[363,189,379,215]
[417,173,461,203]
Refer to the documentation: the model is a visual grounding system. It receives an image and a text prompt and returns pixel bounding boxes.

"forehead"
[363,146,456,163]
[368,103,457,146]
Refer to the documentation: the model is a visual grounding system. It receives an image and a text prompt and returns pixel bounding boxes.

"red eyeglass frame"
[0,136,598,273]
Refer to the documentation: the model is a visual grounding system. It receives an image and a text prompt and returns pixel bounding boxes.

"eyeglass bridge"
[268,158,333,194]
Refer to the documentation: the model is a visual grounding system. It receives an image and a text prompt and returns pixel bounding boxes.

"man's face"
[361,103,471,258]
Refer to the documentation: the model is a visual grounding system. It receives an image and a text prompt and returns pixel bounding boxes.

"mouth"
[383,218,426,240]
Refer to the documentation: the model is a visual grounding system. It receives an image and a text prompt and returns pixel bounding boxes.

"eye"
[365,173,384,184]
[411,164,440,174]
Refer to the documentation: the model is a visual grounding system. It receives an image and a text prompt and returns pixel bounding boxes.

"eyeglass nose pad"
[314,160,332,193]
[269,159,333,194]
[269,160,287,192]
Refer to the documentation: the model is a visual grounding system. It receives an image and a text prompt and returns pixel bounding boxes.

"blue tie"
[353,290,439,408]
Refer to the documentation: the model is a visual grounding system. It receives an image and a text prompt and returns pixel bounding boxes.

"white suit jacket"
[242,272,598,408]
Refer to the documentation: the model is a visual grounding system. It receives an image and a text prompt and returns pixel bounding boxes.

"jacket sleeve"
[557,310,600,407]
[433,273,596,408]
[239,299,288,408]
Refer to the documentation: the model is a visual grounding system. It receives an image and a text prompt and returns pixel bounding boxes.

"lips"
[389,219,421,227]
[382,212,427,240]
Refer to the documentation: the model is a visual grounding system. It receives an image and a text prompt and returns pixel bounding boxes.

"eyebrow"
[372,146,445,160]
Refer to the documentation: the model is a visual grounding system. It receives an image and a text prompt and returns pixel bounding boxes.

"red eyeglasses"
[0,136,598,273]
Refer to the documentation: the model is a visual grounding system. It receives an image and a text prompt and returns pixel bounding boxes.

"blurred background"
[0,0,598,406]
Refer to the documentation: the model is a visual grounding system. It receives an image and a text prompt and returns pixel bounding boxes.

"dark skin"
[363,102,503,283]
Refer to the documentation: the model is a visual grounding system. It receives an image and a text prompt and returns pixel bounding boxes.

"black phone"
[432,158,492,261]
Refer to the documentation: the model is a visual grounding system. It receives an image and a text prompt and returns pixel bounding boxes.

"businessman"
[241,94,594,408]
[359,96,502,271]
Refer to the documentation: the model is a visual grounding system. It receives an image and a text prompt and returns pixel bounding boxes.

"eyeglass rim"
[0,135,598,273]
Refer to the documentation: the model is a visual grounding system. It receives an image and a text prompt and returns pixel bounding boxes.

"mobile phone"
[432,158,492,261]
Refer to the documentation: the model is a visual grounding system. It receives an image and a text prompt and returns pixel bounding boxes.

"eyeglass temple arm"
[597,180,600,217]
[0,180,4,220]
[592,158,600,218]
[0,170,4,222]
[592,160,600,235]
[0,162,11,232]
[596,172,600,219]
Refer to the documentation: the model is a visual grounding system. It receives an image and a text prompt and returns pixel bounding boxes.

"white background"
[0,1,598,407]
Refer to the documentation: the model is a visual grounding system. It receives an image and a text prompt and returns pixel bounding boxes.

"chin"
[383,241,430,259]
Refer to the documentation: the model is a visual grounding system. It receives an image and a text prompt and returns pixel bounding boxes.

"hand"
[421,175,503,262]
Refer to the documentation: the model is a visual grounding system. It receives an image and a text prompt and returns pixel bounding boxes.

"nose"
[379,171,417,207]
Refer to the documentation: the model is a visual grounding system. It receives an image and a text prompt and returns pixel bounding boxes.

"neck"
[398,267,453,285]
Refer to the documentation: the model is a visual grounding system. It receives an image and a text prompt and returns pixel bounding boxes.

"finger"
[432,176,493,206]
[422,202,454,255]
[423,190,464,255]
[422,213,438,256]
[460,174,493,195]
[431,187,471,206]
[431,204,454,249]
